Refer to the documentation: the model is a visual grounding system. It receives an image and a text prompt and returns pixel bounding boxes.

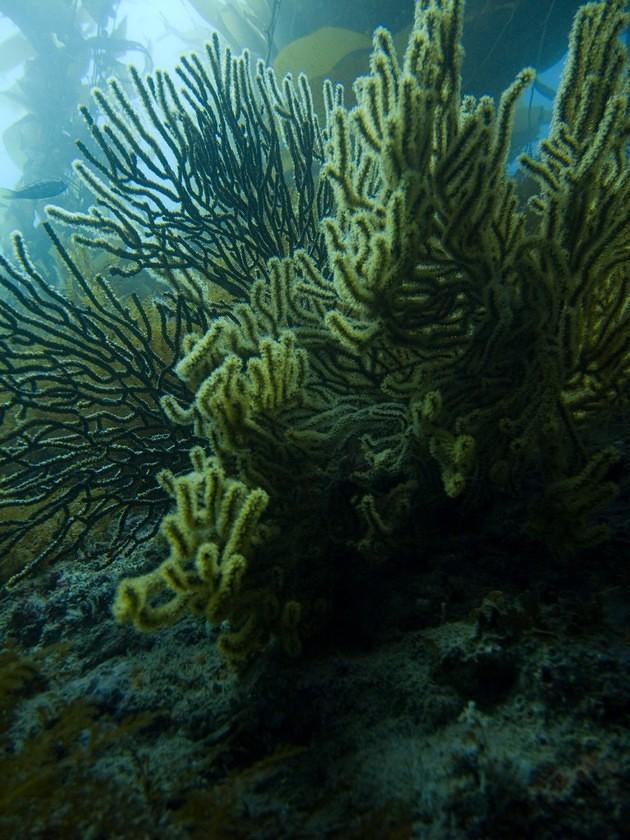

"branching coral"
[47,32,334,297]
[0,225,207,587]
[113,445,302,661]
[120,0,627,660]
[0,31,332,591]
[0,1,626,664]
[519,0,630,427]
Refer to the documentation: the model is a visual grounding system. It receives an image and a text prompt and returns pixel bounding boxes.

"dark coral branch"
[0,231,209,587]
[48,33,332,299]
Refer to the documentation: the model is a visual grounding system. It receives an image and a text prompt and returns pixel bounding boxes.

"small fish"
[0,179,68,200]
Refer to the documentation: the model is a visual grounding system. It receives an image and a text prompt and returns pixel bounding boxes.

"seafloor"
[1,431,629,839]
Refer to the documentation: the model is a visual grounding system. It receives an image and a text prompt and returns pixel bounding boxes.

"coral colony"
[1,0,628,665]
